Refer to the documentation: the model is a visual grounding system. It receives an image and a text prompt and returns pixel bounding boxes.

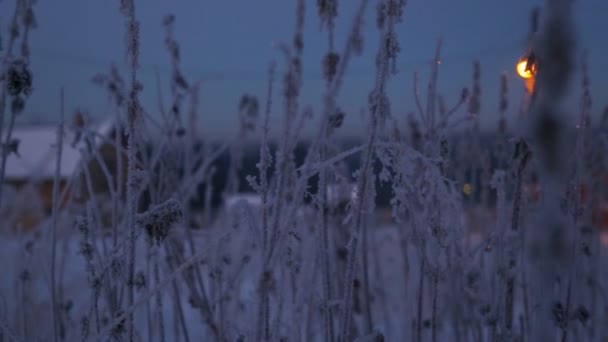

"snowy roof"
[3,118,115,181]
[224,193,262,210]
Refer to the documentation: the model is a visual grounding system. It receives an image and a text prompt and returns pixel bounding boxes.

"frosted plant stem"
[361,196,374,335]
[171,273,191,342]
[0,3,21,211]
[319,143,335,342]
[431,275,439,342]
[339,126,377,342]
[506,146,530,333]
[416,259,425,342]
[50,87,65,342]
[154,253,167,342]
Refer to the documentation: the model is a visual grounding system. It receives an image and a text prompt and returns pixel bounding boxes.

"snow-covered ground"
[0,219,441,341]
[2,200,608,342]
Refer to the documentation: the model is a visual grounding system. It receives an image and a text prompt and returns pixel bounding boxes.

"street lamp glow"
[516,58,534,79]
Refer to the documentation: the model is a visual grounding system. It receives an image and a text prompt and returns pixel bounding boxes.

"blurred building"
[1,117,126,231]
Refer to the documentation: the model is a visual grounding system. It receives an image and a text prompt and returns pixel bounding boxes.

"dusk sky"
[4,0,608,139]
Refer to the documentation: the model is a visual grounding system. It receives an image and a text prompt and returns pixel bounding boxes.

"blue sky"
[3,0,607,139]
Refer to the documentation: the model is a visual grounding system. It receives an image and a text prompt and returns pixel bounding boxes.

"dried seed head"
[466,268,480,291]
[327,108,345,135]
[170,102,180,117]
[164,15,181,63]
[383,30,400,61]
[530,7,541,36]
[376,2,387,29]
[127,92,142,123]
[352,28,364,56]
[23,7,37,29]
[5,138,20,157]
[239,95,260,119]
[377,0,407,28]
[222,255,232,265]
[133,271,146,290]
[20,43,30,61]
[6,60,32,96]
[140,199,183,244]
[293,33,303,53]
[81,317,90,339]
[468,61,481,116]
[75,215,88,234]
[575,305,589,324]
[19,269,30,282]
[239,94,260,133]
[460,87,469,102]
[111,257,125,279]
[407,114,421,150]
[317,0,338,27]
[580,51,592,126]
[73,110,86,128]
[9,21,19,40]
[388,0,407,20]
[163,14,175,27]
[294,0,305,53]
[110,310,127,338]
[323,52,340,82]
[120,0,135,17]
[369,90,390,127]
[173,70,188,90]
[284,71,300,99]
[92,66,127,107]
[499,73,508,114]
[292,57,302,77]
[551,301,568,329]
[125,19,140,69]
[79,242,94,260]
[337,246,348,260]
[10,96,25,115]
[259,270,276,294]
[127,169,148,194]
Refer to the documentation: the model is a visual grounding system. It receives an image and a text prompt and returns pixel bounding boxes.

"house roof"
[3,117,115,181]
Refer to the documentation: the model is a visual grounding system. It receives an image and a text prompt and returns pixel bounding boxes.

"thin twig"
[50,87,65,342]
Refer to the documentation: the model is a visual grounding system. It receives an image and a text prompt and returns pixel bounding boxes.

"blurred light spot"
[517,58,535,79]
[463,183,472,196]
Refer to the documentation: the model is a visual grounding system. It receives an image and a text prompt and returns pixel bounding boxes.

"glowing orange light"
[516,58,534,79]
[516,56,537,94]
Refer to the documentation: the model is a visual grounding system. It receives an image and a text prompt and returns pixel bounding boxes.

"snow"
[0,227,213,341]
[224,193,262,211]
[0,223,402,341]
